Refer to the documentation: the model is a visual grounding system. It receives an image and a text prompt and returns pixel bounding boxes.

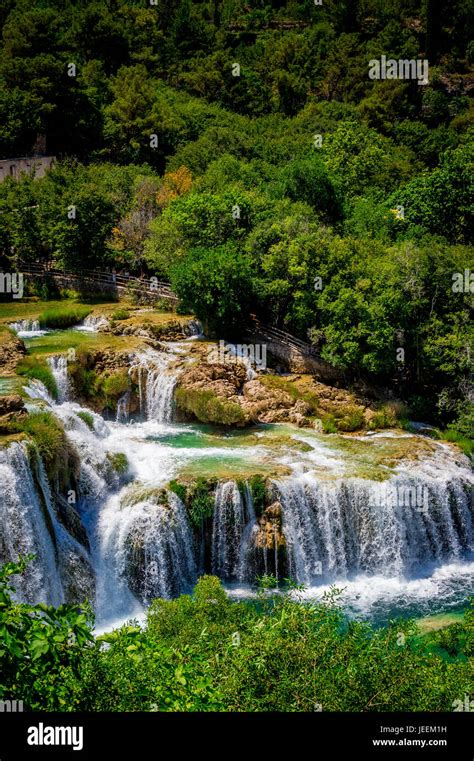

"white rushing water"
[1,345,473,629]
[0,441,94,605]
[75,314,110,333]
[47,355,71,402]
[9,319,48,338]
[131,350,181,423]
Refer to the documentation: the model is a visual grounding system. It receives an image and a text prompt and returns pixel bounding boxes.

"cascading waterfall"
[76,315,110,333]
[131,351,179,423]
[97,490,197,611]
[9,319,46,337]
[4,362,474,627]
[184,319,203,339]
[0,442,63,604]
[116,392,130,423]
[212,481,257,581]
[275,473,474,585]
[48,355,70,402]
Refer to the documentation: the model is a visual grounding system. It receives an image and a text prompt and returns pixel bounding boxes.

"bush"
[101,371,129,403]
[336,406,365,432]
[111,309,130,320]
[106,452,129,475]
[321,414,338,434]
[175,387,246,426]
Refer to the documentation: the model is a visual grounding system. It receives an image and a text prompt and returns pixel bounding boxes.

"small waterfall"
[0,439,96,606]
[212,481,257,581]
[76,315,109,333]
[275,473,474,585]
[9,319,45,337]
[47,355,70,402]
[131,351,179,423]
[116,392,130,423]
[0,442,64,605]
[97,490,196,610]
[184,319,203,339]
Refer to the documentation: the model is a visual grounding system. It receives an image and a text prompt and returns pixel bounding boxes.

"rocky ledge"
[175,356,387,431]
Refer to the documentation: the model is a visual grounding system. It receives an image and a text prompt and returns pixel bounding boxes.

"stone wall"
[0,156,55,182]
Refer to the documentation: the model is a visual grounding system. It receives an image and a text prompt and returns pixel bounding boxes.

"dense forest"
[0,0,472,432]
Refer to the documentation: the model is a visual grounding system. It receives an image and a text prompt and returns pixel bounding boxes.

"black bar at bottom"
[0,712,472,759]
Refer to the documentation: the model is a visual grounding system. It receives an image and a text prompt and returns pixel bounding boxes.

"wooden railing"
[20,262,177,301]
[19,262,321,357]
[249,316,321,359]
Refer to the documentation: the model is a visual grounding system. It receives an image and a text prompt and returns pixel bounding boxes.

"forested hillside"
[0,0,472,431]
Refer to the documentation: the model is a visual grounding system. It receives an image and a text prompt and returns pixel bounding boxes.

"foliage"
[38,305,91,329]
[2,565,472,713]
[175,387,246,426]
[6,411,78,486]
[76,411,94,430]
[16,355,58,399]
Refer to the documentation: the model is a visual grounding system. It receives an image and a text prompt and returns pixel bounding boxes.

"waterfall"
[0,442,63,604]
[9,319,46,337]
[275,473,474,585]
[47,355,70,402]
[96,490,196,611]
[131,351,179,423]
[0,440,96,606]
[76,315,109,333]
[212,481,257,581]
[116,392,130,423]
[184,319,203,339]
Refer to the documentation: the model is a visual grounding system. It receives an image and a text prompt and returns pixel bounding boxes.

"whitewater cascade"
[76,314,110,332]
[9,319,46,337]
[212,481,257,581]
[97,490,197,609]
[131,351,180,423]
[0,441,94,605]
[2,369,474,627]
[275,473,474,585]
[47,355,71,402]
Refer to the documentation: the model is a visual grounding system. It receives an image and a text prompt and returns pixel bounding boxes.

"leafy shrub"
[336,406,365,432]
[187,479,214,528]
[169,479,187,503]
[101,371,129,402]
[249,474,266,516]
[321,414,337,434]
[7,411,78,486]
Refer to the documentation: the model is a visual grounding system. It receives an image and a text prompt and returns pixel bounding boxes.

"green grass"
[16,356,58,399]
[176,387,246,426]
[38,305,92,329]
[439,428,474,457]
[76,411,94,430]
[6,410,78,486]
[111,308,130,320]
